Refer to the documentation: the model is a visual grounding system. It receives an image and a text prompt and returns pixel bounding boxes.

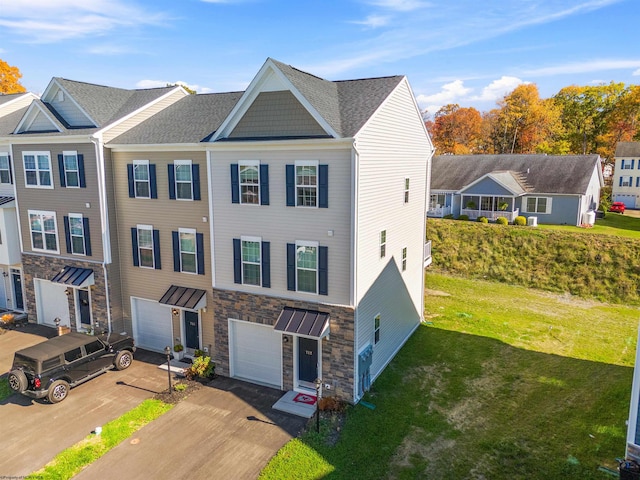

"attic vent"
[57,90,64,102]
[527,168,530,174]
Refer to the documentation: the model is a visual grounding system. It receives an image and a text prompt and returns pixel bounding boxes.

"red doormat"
[293,393,317,405]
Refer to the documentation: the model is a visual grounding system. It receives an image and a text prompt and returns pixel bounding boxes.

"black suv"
[7,332,135,403]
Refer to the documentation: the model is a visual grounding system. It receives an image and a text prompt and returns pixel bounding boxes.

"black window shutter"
[286,165,295,206]
[131,228,139,266]
[127,164,135,197]
[319,164,328,208]
[287,243,296,291]
[230,164,240,204]
[78,154,86,188]
[58,154,66,187]
[7,155,12,184]
[196,233,205,275]
[63,216,71,253]
[192,164,201,201]
[168,164,176,200]
[262,241,271,288]
[233,238,241,284]
[620,177,623,187]
[150,164,158,199]
[260,164,269,205]
[83,218,91,256]
[319,246,328,295]
[153,229,161,269]
[172,231,180,271]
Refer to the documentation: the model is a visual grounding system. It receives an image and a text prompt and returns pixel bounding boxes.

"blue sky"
[0,0,638,117]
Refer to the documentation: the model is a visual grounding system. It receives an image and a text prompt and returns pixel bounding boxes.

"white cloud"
[472,76,526,102]
[0,0,168,43]
[523,59,640,77]
[366,0,431,11]
[415,80,472,114]
[634,69,640,76]
[136,79,213,94]
[350,15,391,28]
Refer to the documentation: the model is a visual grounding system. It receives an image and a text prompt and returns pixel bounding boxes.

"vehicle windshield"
[12,353,39,373]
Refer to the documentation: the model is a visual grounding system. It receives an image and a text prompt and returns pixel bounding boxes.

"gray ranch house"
[428,154,603,226]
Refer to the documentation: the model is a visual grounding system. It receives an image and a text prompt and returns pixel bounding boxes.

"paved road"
[75,377,307,480]
[0,326,170,477]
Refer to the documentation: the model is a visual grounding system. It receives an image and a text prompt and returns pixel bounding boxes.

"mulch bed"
[153,378,206,404]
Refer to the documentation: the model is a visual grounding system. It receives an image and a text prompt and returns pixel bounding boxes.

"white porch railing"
[460,208,520,222]
[424,241,432,267]
[427,205,453,218]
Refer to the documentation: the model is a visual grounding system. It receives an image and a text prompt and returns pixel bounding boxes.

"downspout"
[90,135,113,333]
[422,146,435,322]
[351,139,360,403]
[206,150,216,287]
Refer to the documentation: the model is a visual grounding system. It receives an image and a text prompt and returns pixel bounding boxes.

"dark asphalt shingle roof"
[110,92,243,144]
[615,142,640,157]
[431,154,601,195]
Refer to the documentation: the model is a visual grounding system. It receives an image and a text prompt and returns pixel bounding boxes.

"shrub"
[495,217,508,225]
[173,343,183,353]
[194,349,205,357]
[458,215,469,221]
[184,356,215,380]
[514,216,527,226]
[477,216,488,223]
[443,214,454,219]
[174,383,188,392]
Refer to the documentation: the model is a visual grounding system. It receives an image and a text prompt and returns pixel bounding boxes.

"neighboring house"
[106,92,242,357]
[428,154,603,226]
[0,92,39,311]
[612,142,640,208]
[2,79,187,333]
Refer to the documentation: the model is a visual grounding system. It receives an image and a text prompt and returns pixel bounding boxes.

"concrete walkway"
[74,377,308,480]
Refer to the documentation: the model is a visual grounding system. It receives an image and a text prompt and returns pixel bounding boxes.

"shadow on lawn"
[284,326,633,480]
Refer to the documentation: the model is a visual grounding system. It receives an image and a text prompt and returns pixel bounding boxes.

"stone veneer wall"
[22,254,111,331]
[212,288,356,403]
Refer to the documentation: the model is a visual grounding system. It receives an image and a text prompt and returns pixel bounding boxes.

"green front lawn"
[538,211,640,238]
[0,377,10,401]
[261,273,638,479]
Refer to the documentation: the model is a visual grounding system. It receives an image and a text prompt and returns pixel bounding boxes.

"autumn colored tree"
[0,59,26,94]
[432,104,483,154]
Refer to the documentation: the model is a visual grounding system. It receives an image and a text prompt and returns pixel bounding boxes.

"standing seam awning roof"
[50,267,94,287]
[274,307,330,338]
[159,285,207,310]
[0,196,15,207]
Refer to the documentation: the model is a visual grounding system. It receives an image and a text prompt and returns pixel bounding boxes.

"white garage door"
[614,194,636,208]
[132,298,172,353]
[229,320,282,388]
[34,279,70,327]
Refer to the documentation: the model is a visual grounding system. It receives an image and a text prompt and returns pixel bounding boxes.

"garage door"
[229,320,282,388]
[614,194,636,209]
[132,298,172,353]
[34,279,70,327]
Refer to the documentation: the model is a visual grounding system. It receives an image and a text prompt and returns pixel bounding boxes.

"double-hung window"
[0,154,11,184]
[29,210,58,253]
[524,197,552,214]
[380,230,387,258]
[286,241,328,295]
[374,314,381,344]
[402,247,407,271]
[23,152,52,188]
[620,176,633,187]
[134,161,150,198]
[233,237,270,287]
[58,151,85,188]
[131,225,161,269]
[241,238,261,285]
[168,160,200,201]
[172,228,204,275]
[404,178,410,203]
[65,214,87,255]
[286,162,328,208]
[230,161,269,205]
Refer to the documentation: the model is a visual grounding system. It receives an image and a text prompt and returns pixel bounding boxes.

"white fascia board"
[1,134,93,145]
[108,142,207,152]
[210,58,338,141]
[96,87,187,136]
[13,101,63,134]
[0,92,39,113]
[43,79,98,127]
[596,157,605,187]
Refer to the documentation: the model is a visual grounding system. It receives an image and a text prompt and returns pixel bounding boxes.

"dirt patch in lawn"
[425,288,451,297]
[389,428,457,479]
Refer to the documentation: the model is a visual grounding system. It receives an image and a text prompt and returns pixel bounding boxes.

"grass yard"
[261,273,639,479]
[0,377,10,401]
[538,212,640,239]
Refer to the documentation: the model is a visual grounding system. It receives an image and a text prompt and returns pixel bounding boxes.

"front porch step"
[272,390,317,418]
[157,360,191,376]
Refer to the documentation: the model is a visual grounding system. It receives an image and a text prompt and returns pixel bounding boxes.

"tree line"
[424,82,640,165]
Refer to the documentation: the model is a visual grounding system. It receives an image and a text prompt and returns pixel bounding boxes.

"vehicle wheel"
[114,350,133,370]
[47,380,69,403]
[8,370,27,393]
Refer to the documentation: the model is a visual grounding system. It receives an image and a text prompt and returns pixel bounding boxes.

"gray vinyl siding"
[101,89,187,143]
[209,146,352,306]
[111,150,212,338]
[12,143,104,260]
[517,195,580,225]
[229,91,327,138]
[352,79,432,379]
[48,88,92,127]
[462,177,515,196]
[27,111,58,132]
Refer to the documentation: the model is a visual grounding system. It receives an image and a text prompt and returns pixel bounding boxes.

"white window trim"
[28,209,59,253]
[0,153,11,185]
[380,230,387,259]
[522,196,552,214]
[179,227,197,274]
[62,151,80,189]
[241,235,262,286]
[296,240,319,294]
[402,246,407,272]
[404,177,410,204]
[174,159,193,201]
[295,160,319,208]
[238,160,260,205]
[133,160,151,199]
[68,213,85,256]
[374,313,381,345]
[23,151,53,189]
[137,224,154,269]
[622,176,633,187]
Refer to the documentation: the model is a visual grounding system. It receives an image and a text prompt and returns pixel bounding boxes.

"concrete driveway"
[75,377,308,480]
[0,325,171,477]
